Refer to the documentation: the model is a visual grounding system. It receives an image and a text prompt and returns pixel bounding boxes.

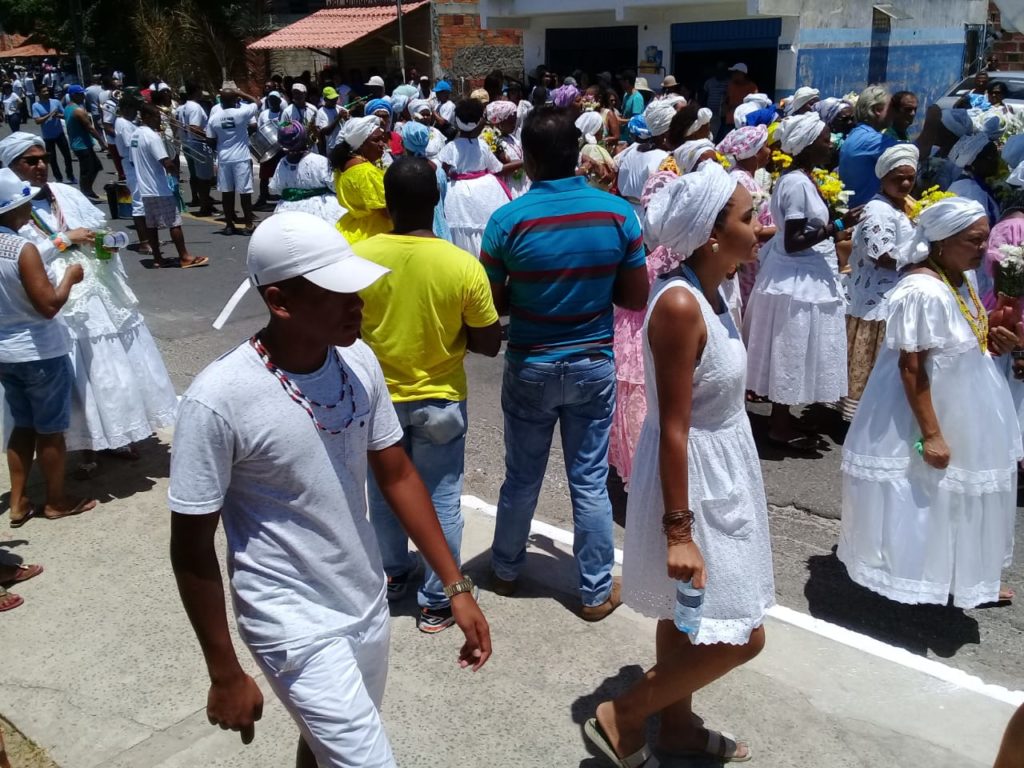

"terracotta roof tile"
[0,42,61,59]
[248,1,428,51]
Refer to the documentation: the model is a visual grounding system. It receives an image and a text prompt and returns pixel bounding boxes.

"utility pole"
[70,0,85,83]
[396,0,406,83]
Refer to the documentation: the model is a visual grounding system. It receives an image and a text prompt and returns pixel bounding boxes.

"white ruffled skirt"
[743,244,848,404]
[273,195,347,227]
[839,343,1021,608]
[444,175,509,257]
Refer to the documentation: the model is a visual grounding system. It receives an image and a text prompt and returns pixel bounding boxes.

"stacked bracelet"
[662,509,694,545]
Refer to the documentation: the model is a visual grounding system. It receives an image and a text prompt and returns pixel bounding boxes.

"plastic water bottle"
[92,230,129,260]
[674,580,705,636]
[102,231,130,250]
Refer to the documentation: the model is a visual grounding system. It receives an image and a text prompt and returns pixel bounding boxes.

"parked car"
[936,71,1024,110]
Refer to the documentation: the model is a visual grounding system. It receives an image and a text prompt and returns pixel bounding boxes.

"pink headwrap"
[716,125,768,161]
[486,100,518,125]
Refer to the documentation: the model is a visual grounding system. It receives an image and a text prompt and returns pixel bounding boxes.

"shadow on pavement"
[805,547,980,658]
[71,436,171,505]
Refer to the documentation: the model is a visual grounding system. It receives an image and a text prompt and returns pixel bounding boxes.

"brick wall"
[990,1,1024,69]
[433,0,523,93]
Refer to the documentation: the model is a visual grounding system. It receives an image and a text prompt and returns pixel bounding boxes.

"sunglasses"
[19,156,47,167]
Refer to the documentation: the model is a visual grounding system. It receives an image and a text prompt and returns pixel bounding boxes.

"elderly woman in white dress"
[0,132,178,477]
[743,113,864,450]
[840,198,1021,608]
[585,163,774,768]
[841,145,919,421]
[269,120,347,225]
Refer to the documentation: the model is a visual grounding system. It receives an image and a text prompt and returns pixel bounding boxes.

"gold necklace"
[928,259,988,353]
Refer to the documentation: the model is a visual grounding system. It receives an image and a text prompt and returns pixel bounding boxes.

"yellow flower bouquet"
[907,186,955,222]
[811,168,852,215]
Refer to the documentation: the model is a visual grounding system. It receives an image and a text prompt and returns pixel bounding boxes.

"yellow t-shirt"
[354,234,500,402]
[333,162,392,244]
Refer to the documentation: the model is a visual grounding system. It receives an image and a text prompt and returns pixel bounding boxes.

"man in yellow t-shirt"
[354,156,501,635]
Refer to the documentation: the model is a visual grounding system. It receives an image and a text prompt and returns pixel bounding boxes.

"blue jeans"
[367,399,467,610]
[0,355,73,434]
[491,356,616,607]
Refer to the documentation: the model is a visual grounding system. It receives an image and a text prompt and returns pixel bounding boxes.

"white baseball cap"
[729,63,749,74]
[291,83,307,93]
[212,212,389,330]
[365,75,385,88]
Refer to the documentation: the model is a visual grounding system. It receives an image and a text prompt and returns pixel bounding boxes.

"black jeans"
[44,133,75,182]
[73,147,101,193]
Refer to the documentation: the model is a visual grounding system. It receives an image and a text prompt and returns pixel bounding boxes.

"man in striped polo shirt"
[481,106,649,621]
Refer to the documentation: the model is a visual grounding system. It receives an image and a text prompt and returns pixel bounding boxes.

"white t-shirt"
[437,100,455,124]
[2,93,21,117]
[282,102,317,126]
[168,340,403,652]
[316,105,343,151]
[258,107,283,128]
[84,84,103,115]
[206,102,258,164]
[129,124,171,198]
[178,100,208,148]
[113,116,136,166]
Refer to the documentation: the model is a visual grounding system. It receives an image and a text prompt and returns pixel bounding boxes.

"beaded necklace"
[927,259,988,353]
[249,334,356,434]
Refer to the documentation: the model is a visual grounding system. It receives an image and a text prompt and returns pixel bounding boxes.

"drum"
[250,120,282,163]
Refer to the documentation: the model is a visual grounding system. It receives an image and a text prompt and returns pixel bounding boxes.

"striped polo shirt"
[481,176,645,364]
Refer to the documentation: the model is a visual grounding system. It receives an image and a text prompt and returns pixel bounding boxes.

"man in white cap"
[206,83,260,235]
[283,82,317,135]
[724,62,758,138]
[365,74,386,100]
[171,211,491,768]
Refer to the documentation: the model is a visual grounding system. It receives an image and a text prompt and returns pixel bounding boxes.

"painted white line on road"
[461,494,1024,709]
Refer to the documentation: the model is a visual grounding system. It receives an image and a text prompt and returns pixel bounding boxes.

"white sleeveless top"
[0,229,70,362]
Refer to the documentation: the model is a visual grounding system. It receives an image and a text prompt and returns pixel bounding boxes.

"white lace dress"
[437,138,509,257]
[270,153,347,225]
[743,171,847,404]
[622,276,776,645]
[839,273,1022,609]
[19,184,178,451]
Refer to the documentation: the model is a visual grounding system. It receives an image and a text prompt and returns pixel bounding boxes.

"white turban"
[875,144,919,179]
[977,112,1004,141]
[643,161,738,268]
[940,109,973,138]
[409,99,432,119]
[575,111,604,145]
[341,115,381,149]
[425,127,446,159]
[734,93,773,127]
[785,86,820,116]
[1004,135,1024,188]
[904,197,987,269]
[815,97,847,126]
[643,98,678,137]
[776,113,825,157]
[0,132,44,168]
[673,139,718,174]
[948,133,992,169]
[685,107,714,137]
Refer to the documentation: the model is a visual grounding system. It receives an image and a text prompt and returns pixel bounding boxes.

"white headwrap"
[673,139,717,174]
[0,132,44,168]
[685,107,714,137]
[776,113,825,156]
[785,86,820,116]
[341,115,381,150]
[940,109,973,138]
[408,99,432,119]
[874,144,919,179]
[1004,135,1024,188]
[904,197,987,269]
[643,98,678,137]
[575,111,604,145]
[455,116,480,132]
[426,127,446,159]
[734,93,773,127]
[977,112,1004,141]
[643,161,738,268]
[814,97,847,126]
[947,133,992,169]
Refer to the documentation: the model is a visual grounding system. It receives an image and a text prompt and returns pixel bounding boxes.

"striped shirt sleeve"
[480,215,508,283]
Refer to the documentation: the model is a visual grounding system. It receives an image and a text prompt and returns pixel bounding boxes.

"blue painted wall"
[796,42,965,105]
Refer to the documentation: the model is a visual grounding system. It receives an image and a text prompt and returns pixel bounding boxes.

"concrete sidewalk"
[0,434,1016,767]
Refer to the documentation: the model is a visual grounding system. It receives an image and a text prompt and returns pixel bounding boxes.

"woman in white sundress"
[269,120,347,225]
[840,197,1022,609]
[584,162,774,768]
[437,98,514,256]
[0,132,178,475]
[743,113,864,450]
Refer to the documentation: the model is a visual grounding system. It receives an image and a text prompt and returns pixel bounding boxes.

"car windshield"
[951,75,1024,100]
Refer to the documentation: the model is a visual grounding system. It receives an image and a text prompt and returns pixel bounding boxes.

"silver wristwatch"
[443,575,475,599]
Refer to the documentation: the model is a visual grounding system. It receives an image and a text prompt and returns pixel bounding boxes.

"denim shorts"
[0,355,74,434]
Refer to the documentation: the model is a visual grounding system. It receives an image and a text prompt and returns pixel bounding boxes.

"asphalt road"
[60,144,1024,693]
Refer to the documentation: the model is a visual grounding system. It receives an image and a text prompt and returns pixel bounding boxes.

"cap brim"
[304,255,390,294]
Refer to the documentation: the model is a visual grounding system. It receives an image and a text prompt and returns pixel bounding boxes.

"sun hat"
[635,77,653,93]
[322,86,339,100]
[212,212,389,330]
[365,75,385,88]
[434,80,452,93]
[0,168,39,217]
[661,75,678,88]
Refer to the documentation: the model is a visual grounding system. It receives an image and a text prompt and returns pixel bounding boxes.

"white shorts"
[217,159,253,194]
[252,601,395,768]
